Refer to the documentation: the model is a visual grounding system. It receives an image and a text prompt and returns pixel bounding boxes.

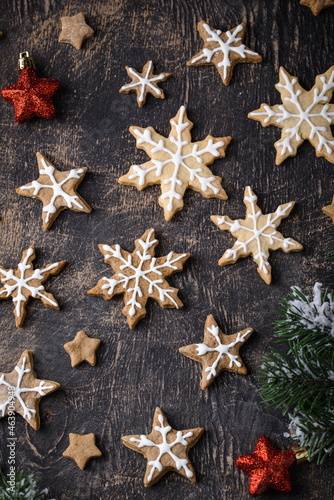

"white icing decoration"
[218,186,298,275]
[0,355,55,421]
[130,413,194,482]
[121,61,166,102]
[190,23,260,81]
[101,229,187,317]
[0,247,59,317]
[129,106,225,214]
[196,324,252,380]
[20,156,85,223]
[250,67,334,155]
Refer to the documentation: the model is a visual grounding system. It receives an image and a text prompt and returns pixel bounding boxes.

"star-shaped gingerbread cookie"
[249,66,334,164]
[187,21,262,85]
[322,196,334,222]
[211,186,303,284]
[59,13,94,50]
[63,433,102,470]
[300,0,334,15]
[120,60,171,107]
[179,315,253,390]
[0,245,66,327]
[88,228,189,328]
[122,407,203,487]
[0,350,59,430]
[64,331,101,367]
[17,152,91,230]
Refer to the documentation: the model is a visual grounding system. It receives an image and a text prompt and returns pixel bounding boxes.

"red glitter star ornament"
[235,435,296,497]
[1,51,60,124]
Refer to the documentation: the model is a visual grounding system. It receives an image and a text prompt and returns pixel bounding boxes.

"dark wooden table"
[0,0,333,498]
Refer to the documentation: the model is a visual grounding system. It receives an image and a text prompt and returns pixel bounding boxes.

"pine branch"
[259,283,334,464]
[0,470,50,500]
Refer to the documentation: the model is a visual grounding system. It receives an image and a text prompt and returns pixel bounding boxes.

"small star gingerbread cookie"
[63,433,102,470]
[249,66,334,164]
[187,21,262,85]
[323,196,334,222]
[0,245,66,327]
[120,60,171,107]
[17,152,91,230]
[119,106,230,220]
[88,228,189,328]
[300,0,334,15]
[59,13,94,50]
[0,350,59,430]
[64,331,100,367]
[179,315,253,390]
[122,407,204,487]
[211,186,303,284]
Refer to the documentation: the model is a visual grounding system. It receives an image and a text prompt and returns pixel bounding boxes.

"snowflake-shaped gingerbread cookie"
[88,228,189,328]
[180,315,253,390]
[17,152,91,230]
[119,60,171,107]
[122,407,204,487]
[249,66,334,164]
[0,245,66,327]
[187,21,262,85]
[0,350,59,430]
[119,106,230,220]
[211,186,303,284]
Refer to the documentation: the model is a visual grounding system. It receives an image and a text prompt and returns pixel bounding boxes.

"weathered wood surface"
[0,0,333,498]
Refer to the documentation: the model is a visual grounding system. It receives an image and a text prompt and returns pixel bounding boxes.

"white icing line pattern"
[88,229,189,328]
[18,154,89,229]
[249,66,334,163]
[130,413,194,483]
[197,324,252,381]
[211,186,303,284]
[0,245,65,327]
[119,106,230,220]
[0,355,55,421]
[120,60,170,106]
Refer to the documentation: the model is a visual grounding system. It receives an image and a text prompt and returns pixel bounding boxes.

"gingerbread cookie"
[59,13,94,49]
[300,0,334,15]
[179,315,253,390]
[119,106,230,220]
[0,350,59,430]
[17,152,91,231]
[211,186,303,285]
[63,433,102,470]
[88,228,189,328]
[0,245,66,327]
[187,21,262,86]
[64,331,100,367]
[122,407,203,487]
[119,60,171,107]
[249,66,334,164]
[322,196,334,222]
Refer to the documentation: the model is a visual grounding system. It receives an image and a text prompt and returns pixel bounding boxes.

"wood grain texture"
[0,0,332,498]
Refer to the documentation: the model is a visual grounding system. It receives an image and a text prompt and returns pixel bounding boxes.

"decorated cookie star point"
[0,245,66,327]
[249,66,334,164]
[300,0,334,15]
[119,106,230,220]
[122,407,204,487]
[120,60,171,107]
[63,433,102,470]
[59,13,94,50]
[0,350,59,430]
[17,152,91,230]
[322,196,334,222]
[211,186,303,284]
[64,331,101,367]
[187,20,262,85]
[180,315,253,390]
[88,228,189,328]
[236,435,296,496]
